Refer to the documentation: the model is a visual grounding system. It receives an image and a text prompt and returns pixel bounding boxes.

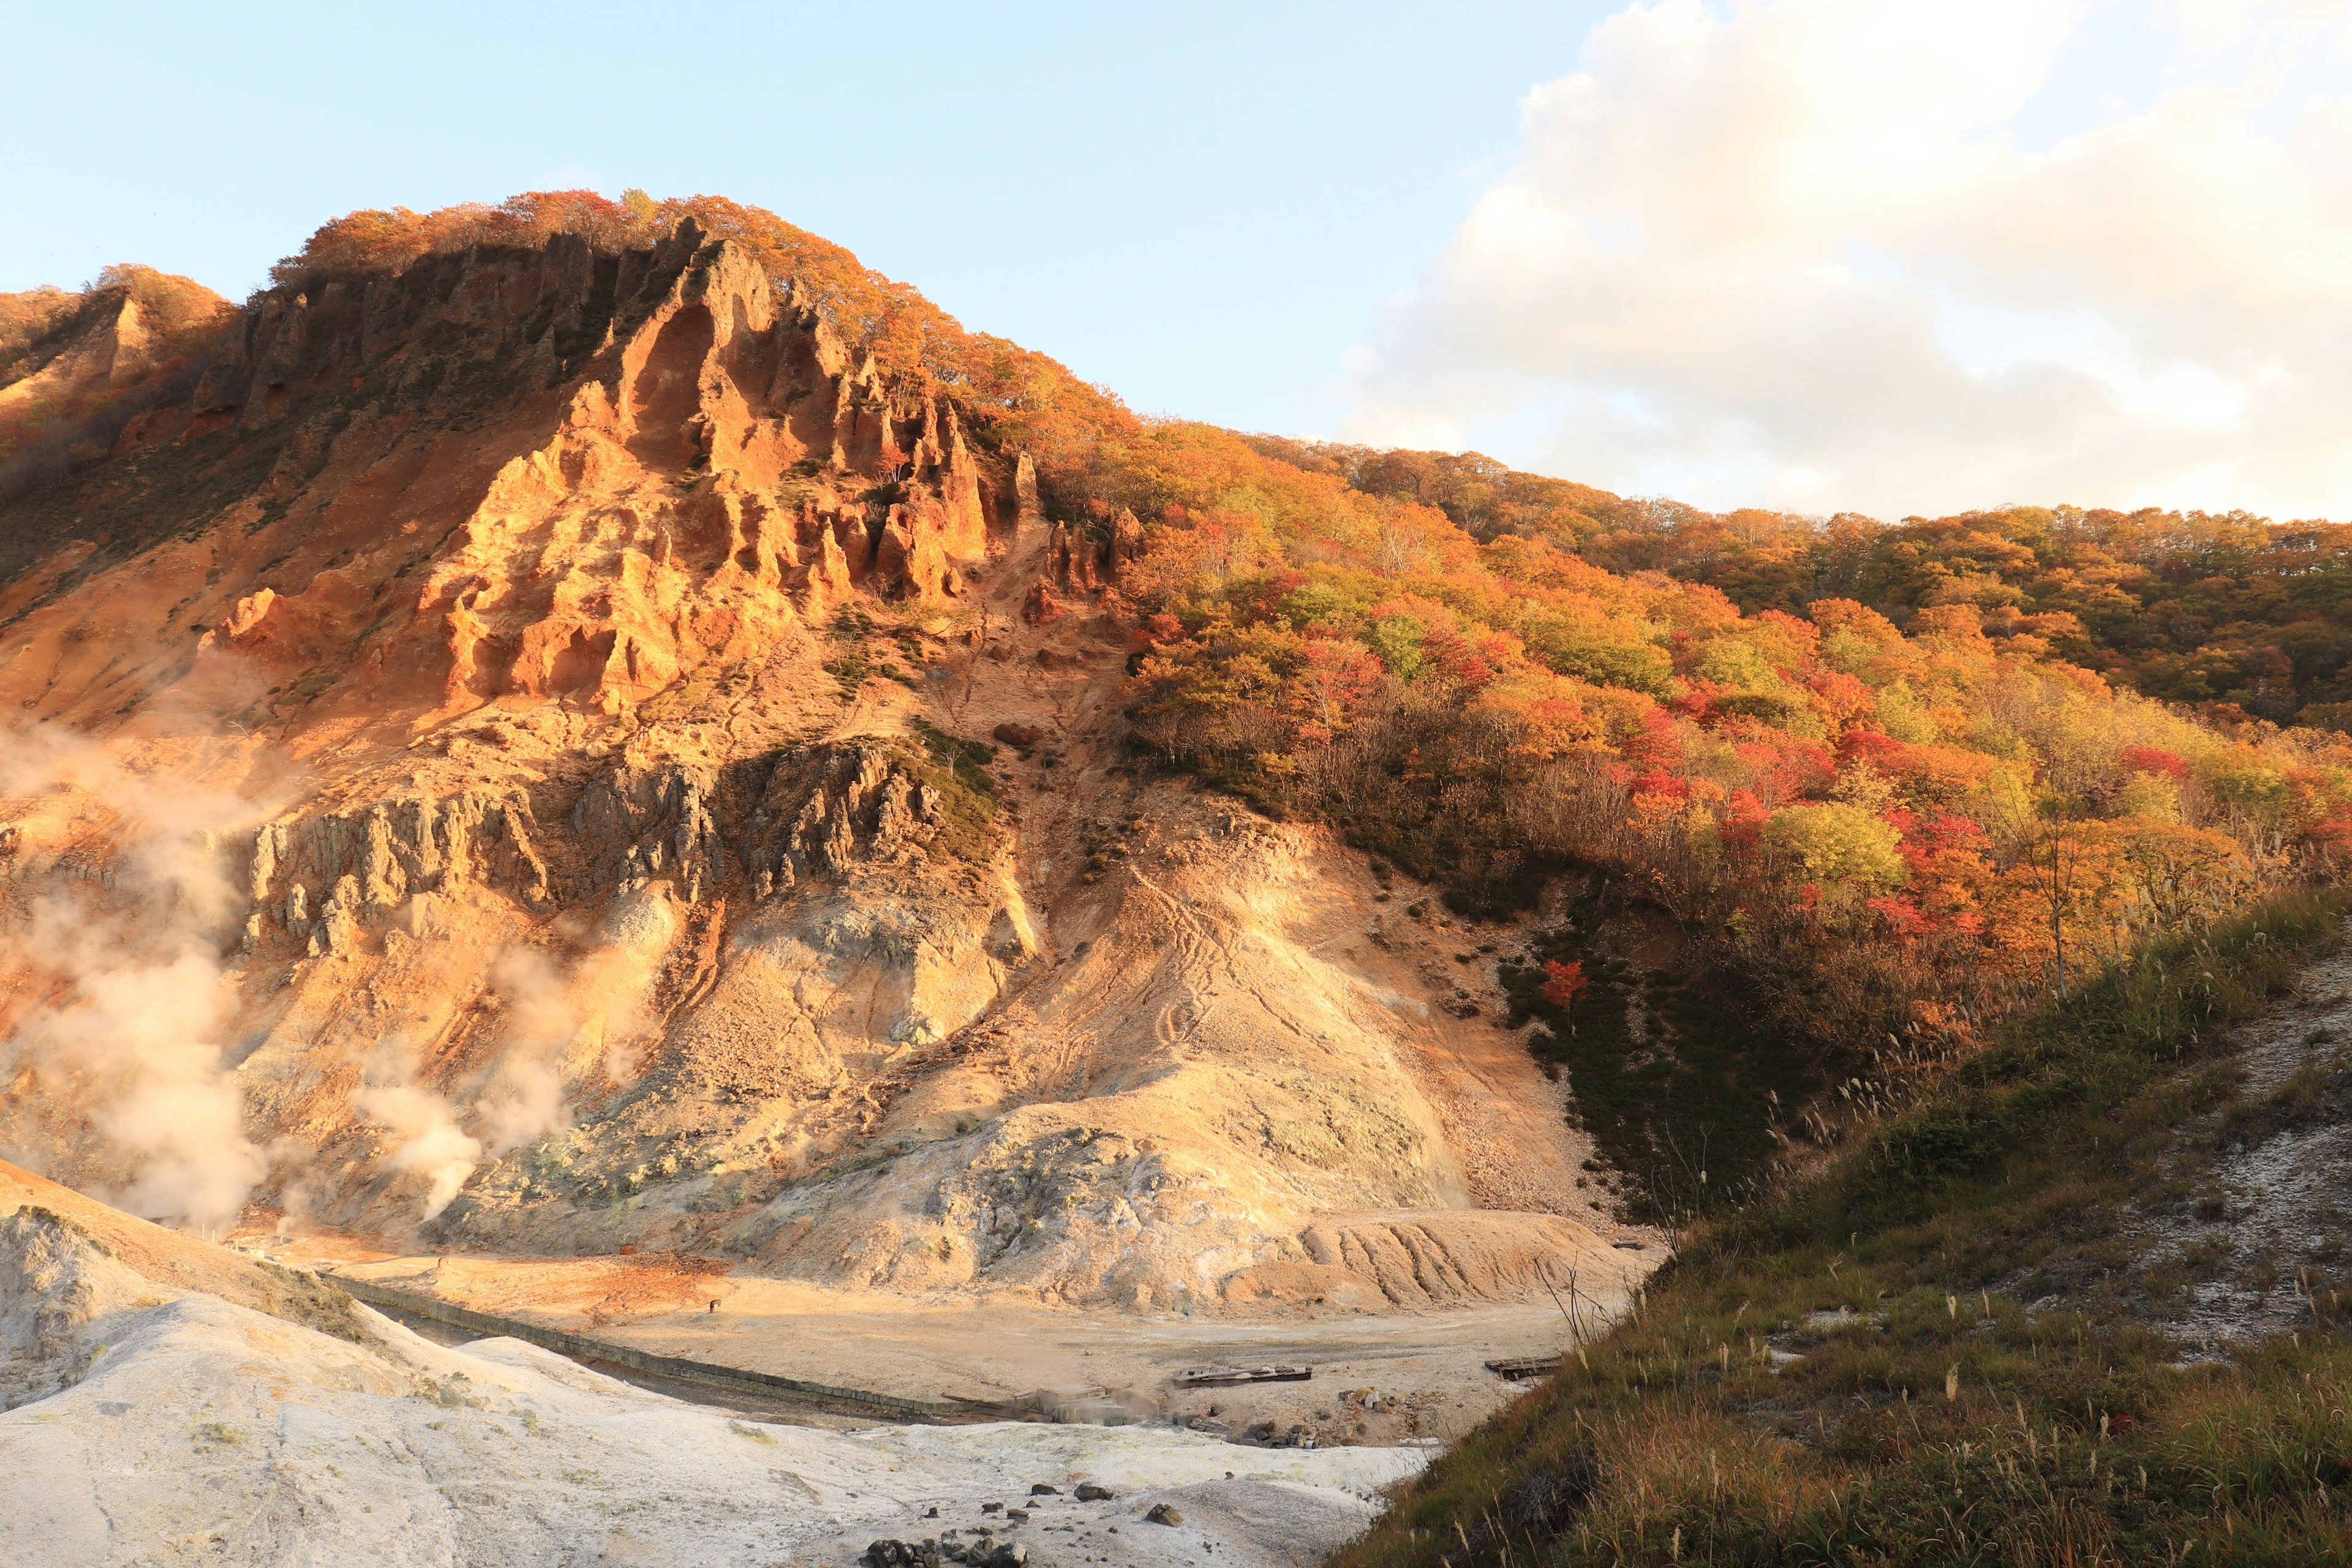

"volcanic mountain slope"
[0,217,1643,1314]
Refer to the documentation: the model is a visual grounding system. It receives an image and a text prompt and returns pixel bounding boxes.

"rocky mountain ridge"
[0,217,1640,1315]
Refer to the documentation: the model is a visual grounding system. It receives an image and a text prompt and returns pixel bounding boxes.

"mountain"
[0,201,1639,1322]
[5,190,2351,1564]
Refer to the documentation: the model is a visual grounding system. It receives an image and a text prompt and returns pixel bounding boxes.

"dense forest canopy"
[1258,437,2352,733]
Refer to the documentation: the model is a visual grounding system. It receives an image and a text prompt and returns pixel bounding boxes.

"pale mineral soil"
[2107,932,2352,1352]
[251,1223,1659,1446]
[2,1159,1432,1568]
[217,782,1664,1451]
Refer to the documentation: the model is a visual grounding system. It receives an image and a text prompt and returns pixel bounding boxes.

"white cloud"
[1344,0,2352,519]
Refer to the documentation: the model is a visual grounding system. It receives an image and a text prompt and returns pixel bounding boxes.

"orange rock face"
[0,218,1629,1315]
[125,223,1001,733]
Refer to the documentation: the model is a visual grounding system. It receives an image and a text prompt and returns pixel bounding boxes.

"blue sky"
[10,1,2351,519]
[2,1,1605,437]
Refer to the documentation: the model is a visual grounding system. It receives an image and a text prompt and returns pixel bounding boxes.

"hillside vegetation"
[7,187,2351,1560]
[1333,889,2352,1567]
[0,263,232,499]
[1264,438,2352,733]
[36,189,2352,1201]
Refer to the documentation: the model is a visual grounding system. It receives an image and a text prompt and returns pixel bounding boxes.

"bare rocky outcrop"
[0,218,1640,1314]
[247,789,556,955]
[233,737,969,965]
[0,268,227,418]
[182,222,993,725]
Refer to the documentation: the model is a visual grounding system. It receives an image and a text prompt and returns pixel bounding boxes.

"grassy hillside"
[1335,889,2352,1567]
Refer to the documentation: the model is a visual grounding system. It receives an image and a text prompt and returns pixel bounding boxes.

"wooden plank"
[1483,1354,1564,1379]
[1170,1363,1312,1387]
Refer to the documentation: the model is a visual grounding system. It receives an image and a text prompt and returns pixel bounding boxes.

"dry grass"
[1335,888,2352,1567]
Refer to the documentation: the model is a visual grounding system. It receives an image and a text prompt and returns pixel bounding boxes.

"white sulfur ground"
[0,1202,1426,1568]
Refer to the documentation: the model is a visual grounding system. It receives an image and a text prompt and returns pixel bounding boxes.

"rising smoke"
[2,722,669,1231]
[0,725,273,1227]
[356,937,658,1222]
[355,948,579,1222]
[353,1067,483,1223]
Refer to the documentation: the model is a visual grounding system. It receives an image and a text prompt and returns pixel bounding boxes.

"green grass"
[1336,888,2352,1568]
[906,722,1000,864]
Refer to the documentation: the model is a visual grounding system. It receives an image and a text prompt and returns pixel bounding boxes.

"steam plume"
[0,725,271,1227]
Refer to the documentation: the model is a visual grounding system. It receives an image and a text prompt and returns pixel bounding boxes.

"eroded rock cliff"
[0,221,1630,1314]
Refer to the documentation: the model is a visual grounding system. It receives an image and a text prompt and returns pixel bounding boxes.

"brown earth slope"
[0,220,1648,1324]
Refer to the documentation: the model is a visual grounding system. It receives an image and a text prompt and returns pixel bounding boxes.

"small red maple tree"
[1541,959,1588,1009]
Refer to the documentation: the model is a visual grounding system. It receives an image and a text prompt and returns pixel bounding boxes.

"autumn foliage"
[1094,427,2352,1058]
[1272,440,2352,733]
[1540,960,1589,1009]
[58,190,2352,1065]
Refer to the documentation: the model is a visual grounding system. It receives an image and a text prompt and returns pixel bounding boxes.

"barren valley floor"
[256,1230,1660,1445]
